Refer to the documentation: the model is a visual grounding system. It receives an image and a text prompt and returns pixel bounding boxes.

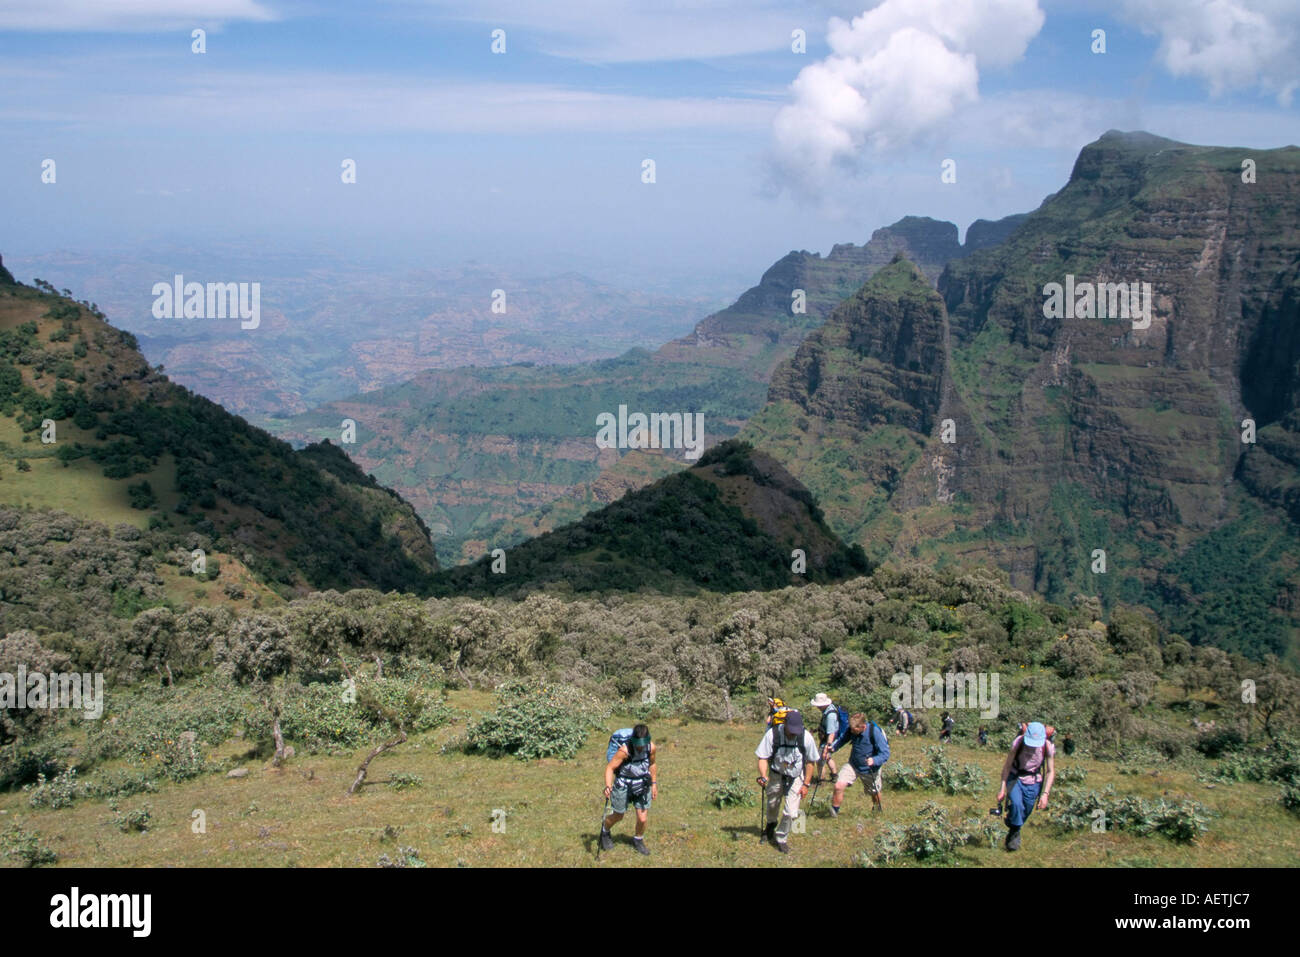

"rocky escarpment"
[744,131,1300,657]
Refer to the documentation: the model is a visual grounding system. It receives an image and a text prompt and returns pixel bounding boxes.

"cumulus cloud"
[1119,0,1300,105]
[769,0,1045,191]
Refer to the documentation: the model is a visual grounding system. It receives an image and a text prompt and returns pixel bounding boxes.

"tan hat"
[810,693,833,708]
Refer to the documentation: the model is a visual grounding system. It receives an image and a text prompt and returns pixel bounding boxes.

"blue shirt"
[831,721,890,774]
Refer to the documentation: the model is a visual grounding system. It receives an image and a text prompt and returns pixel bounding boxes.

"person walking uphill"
[755,710,819,854]
[827,712,890,816]
[600,723,657,856]
[997,721,1055,852]
[810,693,845,783]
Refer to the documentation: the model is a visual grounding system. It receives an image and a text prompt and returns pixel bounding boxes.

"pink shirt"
[1010,735,1054,784]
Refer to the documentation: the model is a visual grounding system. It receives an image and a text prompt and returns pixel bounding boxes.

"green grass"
[6,692,1296,868]
[0,415,178,530]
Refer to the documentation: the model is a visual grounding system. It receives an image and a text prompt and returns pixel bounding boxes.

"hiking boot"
[828,805,840,818]
[764,822,777,841]
[633,838,650,856]
[599,828,614,852]
[776,841,789,854]
[1005,827,1021,852]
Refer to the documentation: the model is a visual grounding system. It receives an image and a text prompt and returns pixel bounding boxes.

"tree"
[213,614,295,766]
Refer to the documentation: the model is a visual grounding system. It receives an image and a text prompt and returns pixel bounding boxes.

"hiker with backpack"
[895,706,912,737]
[755,709,819,854]
[600,723,657,856]
[810,693,847,784]
[939,711,954,743]
[827,712,890,816]
[996,721,1055,852]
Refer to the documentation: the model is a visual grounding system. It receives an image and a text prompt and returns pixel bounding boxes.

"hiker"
[755,710,819,854]
[939,711,954,743]
[827,712,890,816]
[996,722,1055,852]
[810,693,845,783]
[600,723,657,856]
[895,706,912,737]
[977,726,989,747]
[1063,732,1076,756]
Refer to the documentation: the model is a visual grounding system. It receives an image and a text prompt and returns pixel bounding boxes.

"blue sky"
[2,0,1299,297]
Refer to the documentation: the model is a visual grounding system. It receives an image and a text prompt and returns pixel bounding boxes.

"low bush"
[707,771,756,809]
[888,747,989,795]
[857,801,1001,866]
[0,822,57,867]
[1051,786,1211,843]
[464,679,610,760]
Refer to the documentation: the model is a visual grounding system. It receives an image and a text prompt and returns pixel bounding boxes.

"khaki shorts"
[836,763,883,795]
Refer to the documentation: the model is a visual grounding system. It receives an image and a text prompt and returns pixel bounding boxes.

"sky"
[2,0,1299,297]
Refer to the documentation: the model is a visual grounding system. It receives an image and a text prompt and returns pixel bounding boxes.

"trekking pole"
[809,756,826,807]
[596,791,610,862]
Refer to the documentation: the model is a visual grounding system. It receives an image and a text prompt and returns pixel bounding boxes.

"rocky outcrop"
[744,131,1300,648]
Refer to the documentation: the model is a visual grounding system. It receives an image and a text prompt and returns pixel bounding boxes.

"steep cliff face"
[745,132,1300,658]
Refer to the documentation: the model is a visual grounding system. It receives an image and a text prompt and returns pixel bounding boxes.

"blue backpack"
[821,705,851,740]
[606,729,651,763]
[606,729,635,762]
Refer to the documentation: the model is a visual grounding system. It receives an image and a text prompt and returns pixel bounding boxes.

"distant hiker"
[600,723,657,856]
[939,711,955,743]
[827,712,890,816]
[755,710,819,854]
[977,726,989,747]
[1063,733,1076,756]
[811,693,846,783]
[997,722,1055,852]
[766,697,790,728]
[895,706,913,737]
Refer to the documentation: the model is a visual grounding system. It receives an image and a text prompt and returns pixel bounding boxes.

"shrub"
[109,800,152,833]
[856,801,1001,866]
[887,747,989,795]
[24,768,80,809]
[1051,786,1211,843]
[387,773,424,791]
[464,679,610,760]
[0,822,57,867]
[628,686,682,722]
[707,771,756,809]
[272,678,455,755]
[83,769,159,800]
[1055,765,1090,785]
[377,846,426,868]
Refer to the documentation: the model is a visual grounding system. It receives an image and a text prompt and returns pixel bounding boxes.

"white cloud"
[1118,0,1300,105]
[0,0,276,31]
[769,0,1046,192]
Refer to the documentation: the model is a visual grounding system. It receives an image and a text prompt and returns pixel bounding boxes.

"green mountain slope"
[429,440,868,596]
[742,131,1300,661]
[0,272,438,596]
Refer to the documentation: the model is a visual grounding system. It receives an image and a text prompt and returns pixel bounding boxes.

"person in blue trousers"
[997,721,1055,852]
